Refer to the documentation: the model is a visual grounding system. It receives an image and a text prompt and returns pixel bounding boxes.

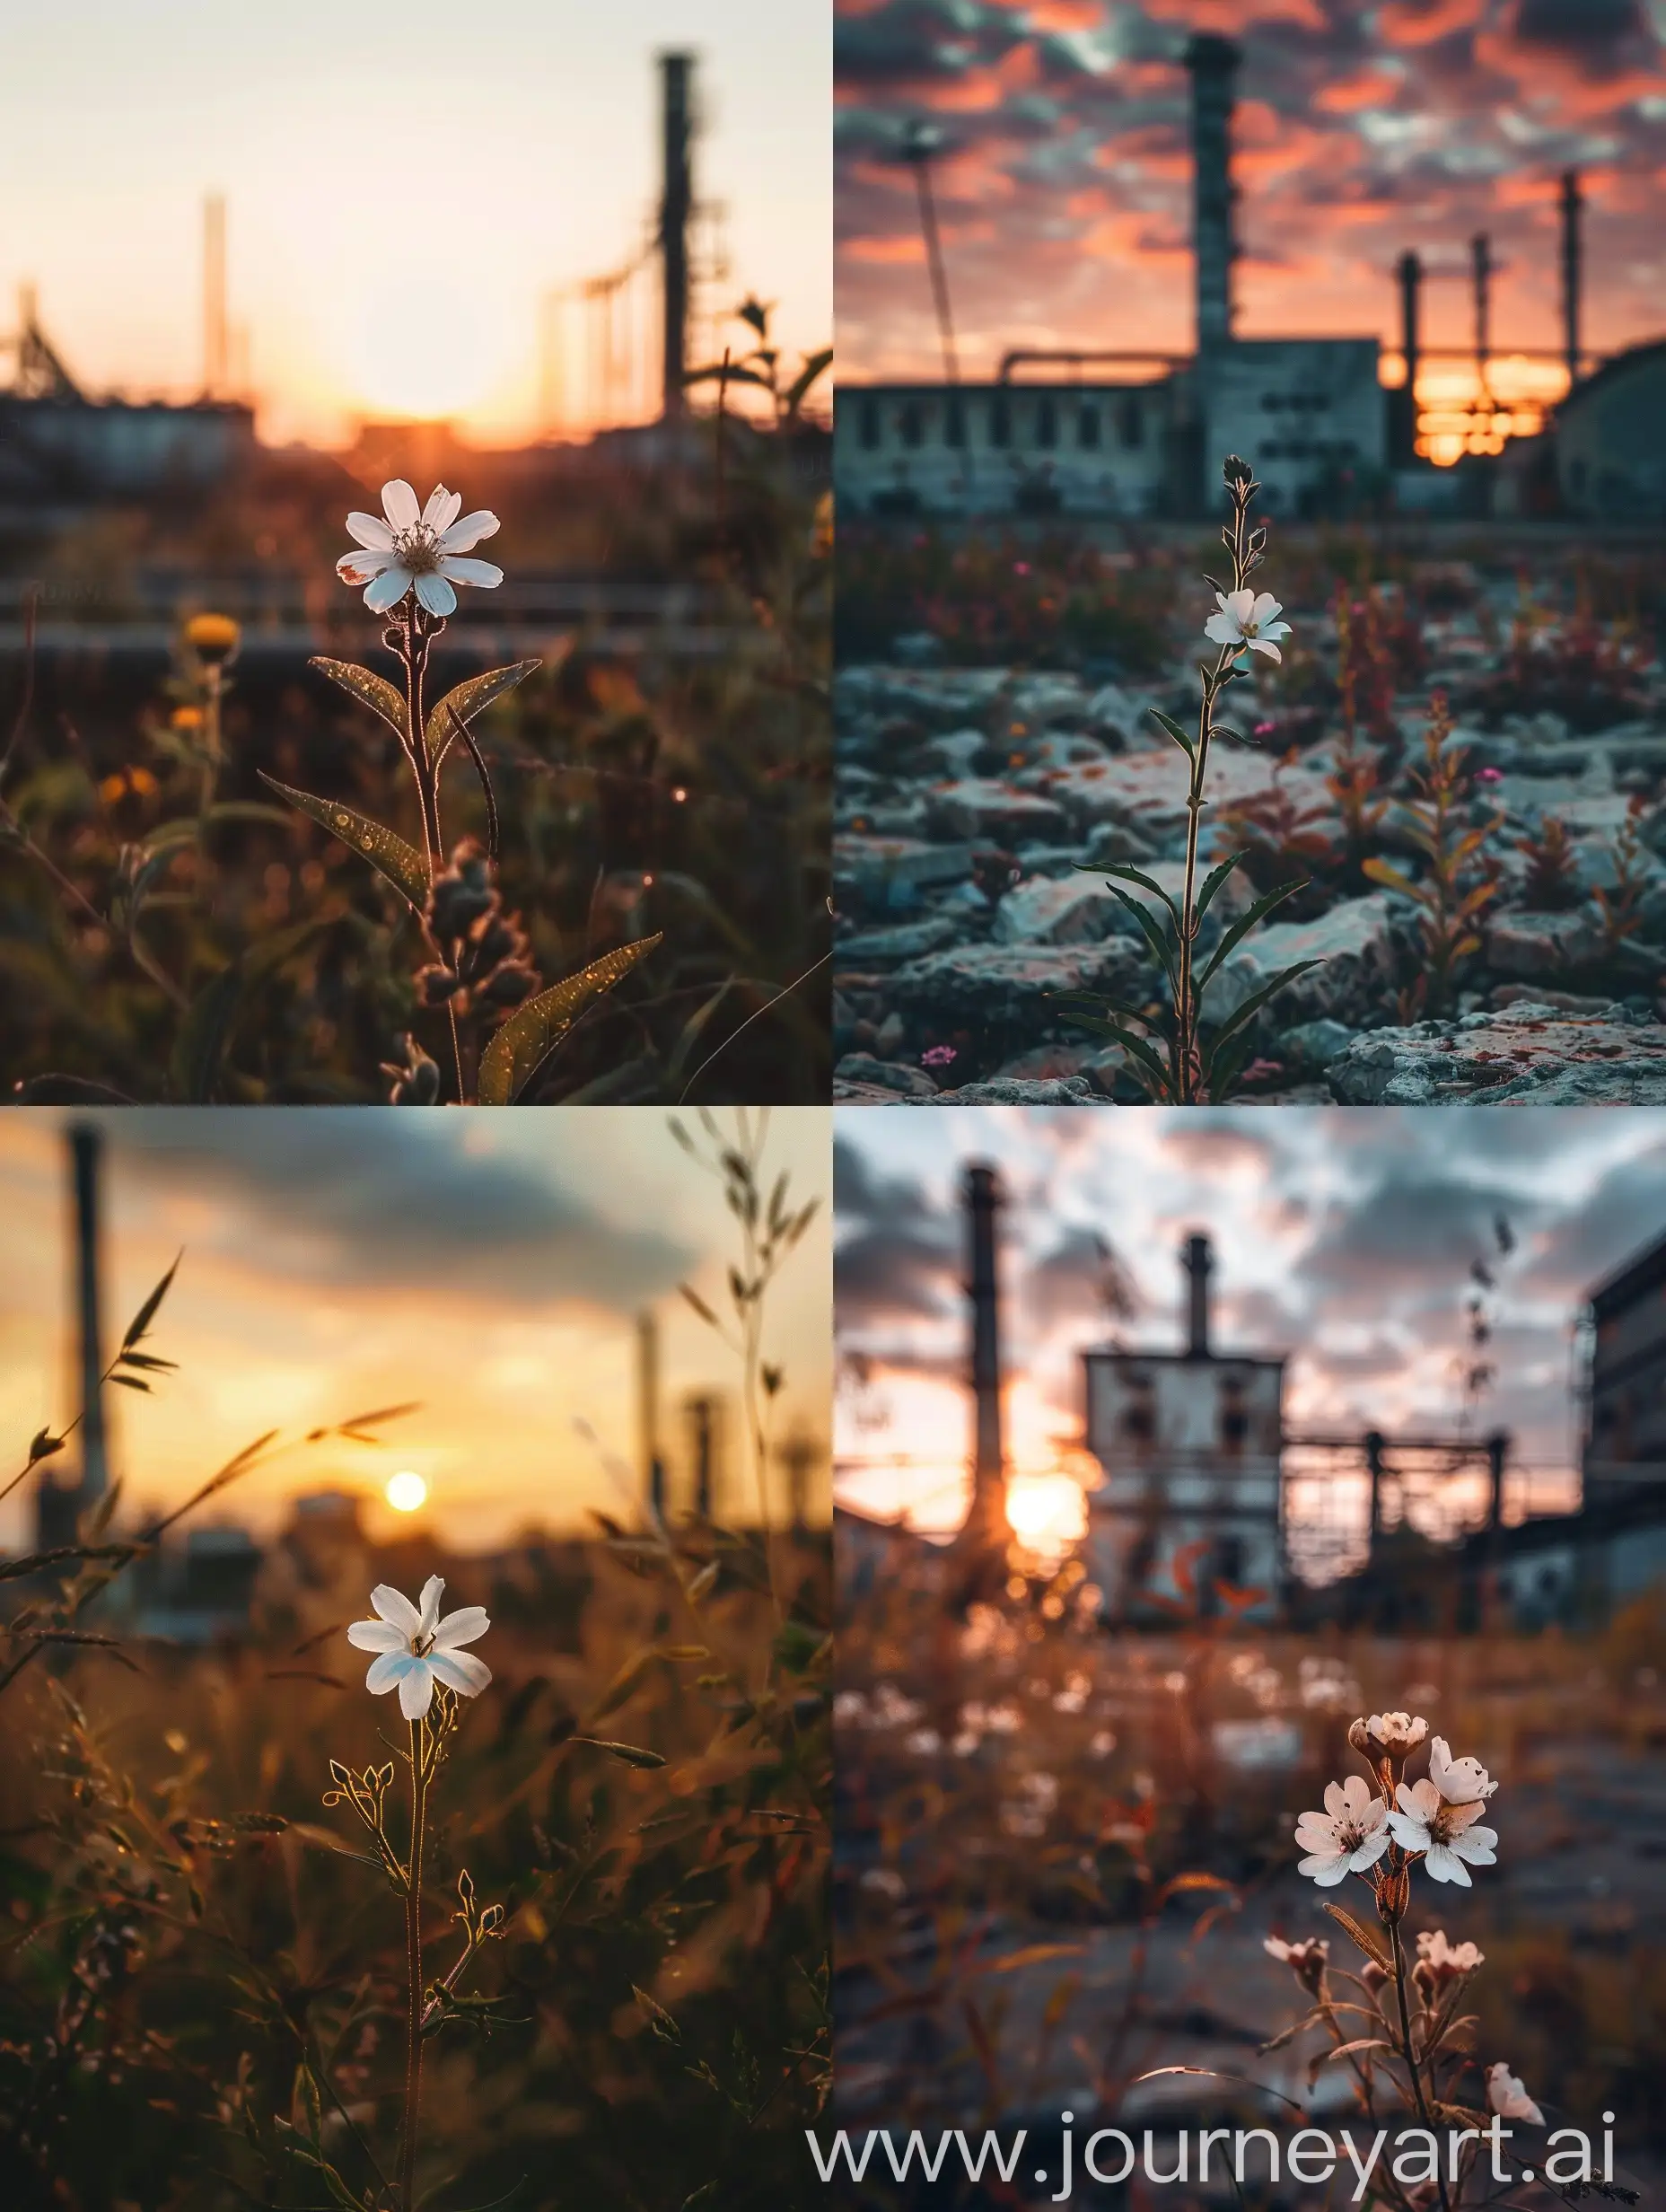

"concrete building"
[1081,1233,1285,1624]
[1553,339,1666,523]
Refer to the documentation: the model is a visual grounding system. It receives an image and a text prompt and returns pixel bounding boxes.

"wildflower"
[1416,1928,1484,1981]
[346,1576,492,1719]
[1294,1776,1391,1886]
[1427,1735,1497,1804]
[1476,766,1504,784]
[1387,1779,1498,1884]
[1367,1711,1429,1757]
[1486,2063,1544,2125]
[921,1044,957,1068]
[1204,587,1292,663]
[185,611,241,665]
[337,480,503,617]
[1264,1934,1329,1991]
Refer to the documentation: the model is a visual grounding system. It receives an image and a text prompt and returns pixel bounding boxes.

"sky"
[833,1106,1666,1567]
[0,1108,830,1554]
[836,0,1666,390]
[0,0,831,447]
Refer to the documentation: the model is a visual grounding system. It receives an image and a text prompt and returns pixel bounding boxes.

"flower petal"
[1223,587,1257,623]
[436,509,500,553]
[416,1576,446,1639]
[366,1649,416,1695]
[381,479,421,531]
[431,1605,490,1651]
[346,511,395,551]
[338,550,392,586]
[414,572,457,617]
[399,1660,436,1718]
[1204,612,1241,646]
[1425,1845,1472,1886]
[428,1648,492,1697]
[364,566,413,612]
[422,485,462,534]
[370,1584,422,1637]
[1247,638,1284,663]
[436,556,504,591]
[347,1619,404,1653]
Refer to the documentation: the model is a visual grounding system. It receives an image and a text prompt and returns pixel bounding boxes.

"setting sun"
[385,1470,429,1514]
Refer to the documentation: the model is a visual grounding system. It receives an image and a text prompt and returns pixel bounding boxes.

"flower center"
[392,525,442,575]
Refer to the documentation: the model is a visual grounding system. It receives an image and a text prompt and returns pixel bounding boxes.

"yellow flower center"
[392,525,442,575]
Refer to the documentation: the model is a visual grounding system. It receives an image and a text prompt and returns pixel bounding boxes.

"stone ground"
[834,583,1666,1105]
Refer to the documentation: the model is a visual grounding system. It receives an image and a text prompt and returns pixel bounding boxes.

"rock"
[892,631,946,667]
[1217,895,1397,1029]
[1030,745,1329,840]
[916,727,987,778]
[1085,681,1150,745]
[924,778,1070,843]
[1328,1005,1666,1104]
[1007,672,1091,728]
[837,916,961,964]
[1483,908,1603,977]
[834,834,974,907]
[1279,1018,1358,1074]
[916,1075,1107,1105]
[993,876,1125,946]
[833,1053,940,1097]
[834,665,1011,732]
[886,940,1149,1052]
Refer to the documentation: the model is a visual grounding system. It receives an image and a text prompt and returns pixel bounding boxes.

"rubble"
[1328,1004,1666,1104]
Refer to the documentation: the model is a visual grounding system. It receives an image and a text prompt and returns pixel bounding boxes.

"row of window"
[854,391,1150,454]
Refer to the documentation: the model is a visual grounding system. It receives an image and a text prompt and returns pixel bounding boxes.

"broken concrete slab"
[1328,1004,1666,1104]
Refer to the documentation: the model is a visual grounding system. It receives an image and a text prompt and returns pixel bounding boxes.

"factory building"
[1080,1234,1286,1625]
[837,32,1656,523]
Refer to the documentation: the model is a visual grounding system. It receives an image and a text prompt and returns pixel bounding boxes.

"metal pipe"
[904,122,960,386]
[1471,232,1492,399]
[1184,34,1241,355]
[1560,169,1583,391]
[658,52,693,424]
[70,1124,109,1508]
[1394,249,1422,466]
[1182,1233,1213,1360]
[966,1166,1004,1499]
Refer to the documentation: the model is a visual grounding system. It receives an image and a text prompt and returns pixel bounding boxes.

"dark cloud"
[835,1224,961,1326]
[1025,1222,1142,1333]
[1513,0,1644,53]
[93,1110,689,1310]
[833,1133,938,1226]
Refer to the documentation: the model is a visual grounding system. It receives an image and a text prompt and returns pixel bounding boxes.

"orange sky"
[0,1110,830,1555]
[0,2,831,447]
[836,0,1666,382]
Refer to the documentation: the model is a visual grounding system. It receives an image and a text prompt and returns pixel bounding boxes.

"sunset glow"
[385,1470,429,1514]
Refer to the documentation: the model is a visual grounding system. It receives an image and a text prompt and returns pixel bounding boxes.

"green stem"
[1390,1918,1451,2212]
[399,1715,428,2212]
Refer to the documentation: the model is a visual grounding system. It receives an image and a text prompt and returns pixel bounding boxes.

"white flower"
[346,1576,492,1719]
[1388,1778,1498,1884]
[1417,1927,1484,1977]
[1294,1776,1391,1886]
[1367,1710,1429,1756]
[1264,1935,1329,1982]
[1204,587,1293,663]
[336,480,504,617]
[1487,2063,1543,2125]
[1427,1735,1497,1804]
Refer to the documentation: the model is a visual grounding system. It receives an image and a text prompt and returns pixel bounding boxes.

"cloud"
[97,1110,690,1311]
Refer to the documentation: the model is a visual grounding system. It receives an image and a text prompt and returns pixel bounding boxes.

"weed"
[1364,692,1501,1016]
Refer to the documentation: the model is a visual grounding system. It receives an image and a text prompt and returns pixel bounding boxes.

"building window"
[1123,1403,1153,1440]
[1222,1407,1249,1446]
[1118,393,1144,449]
[945,393,966,448]
[990,394,1012,448]
[1077,406,1100,449]
[858,397,880,451]
[899,402,923,450]
[1036,395,1057,450]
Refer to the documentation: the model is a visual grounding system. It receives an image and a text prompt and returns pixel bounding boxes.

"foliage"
[1516,814,1583,913]
[1364,693,1502,1019]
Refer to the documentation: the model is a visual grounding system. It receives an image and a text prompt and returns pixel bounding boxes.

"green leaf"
[570,1737,666,1769]
[1193,849,1247,925]
[309,655,409,740]
[425,658,540,766]
[1150,707,1197,759]
[1099,1024,1174,1100]
[258,774,429,909]
[1100,883,1180,992]
[1053,988,1162,1031]
[1205,959,1324,1053]
[785,347,833,415]
[1095,859,1182,927]
[1320,1900,1395,1977]
[122,1253,181,1352]
[169,959,243,1103]
[477,935,662,1106]
[1205,1029,1258,1103]
[1194,878,1309,995]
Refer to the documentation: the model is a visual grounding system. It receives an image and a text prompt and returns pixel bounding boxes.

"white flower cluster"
[1295,1719,1499,1889]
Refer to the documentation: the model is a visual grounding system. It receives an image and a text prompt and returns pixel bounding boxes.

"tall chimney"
[1393,249,1423,467]
[1181,1233,1213,1360]
[1184,34,1241,356]
[203,194,227,399]
[966,1165,1004,1506]
[636,1311,665,1518]
[659,52,694,424]
[1471,232,1492,399]
[686,1392,718,1520]
[1559,169,1583,391]
[71,1124,110,1507]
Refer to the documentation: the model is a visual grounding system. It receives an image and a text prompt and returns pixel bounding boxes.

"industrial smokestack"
[71,1124,110,1507]
[1393,249,1423,467]
[966,1165,1005,1504]
[1184,34,1241,356]
[1559,169,1583,391]
[1181,1233,1213,1360]
[1471,232,1492,398]
[636,1311,665,1518]
[203,194,227,399]
[659,52,694,424]
[686,1392,718,1520]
